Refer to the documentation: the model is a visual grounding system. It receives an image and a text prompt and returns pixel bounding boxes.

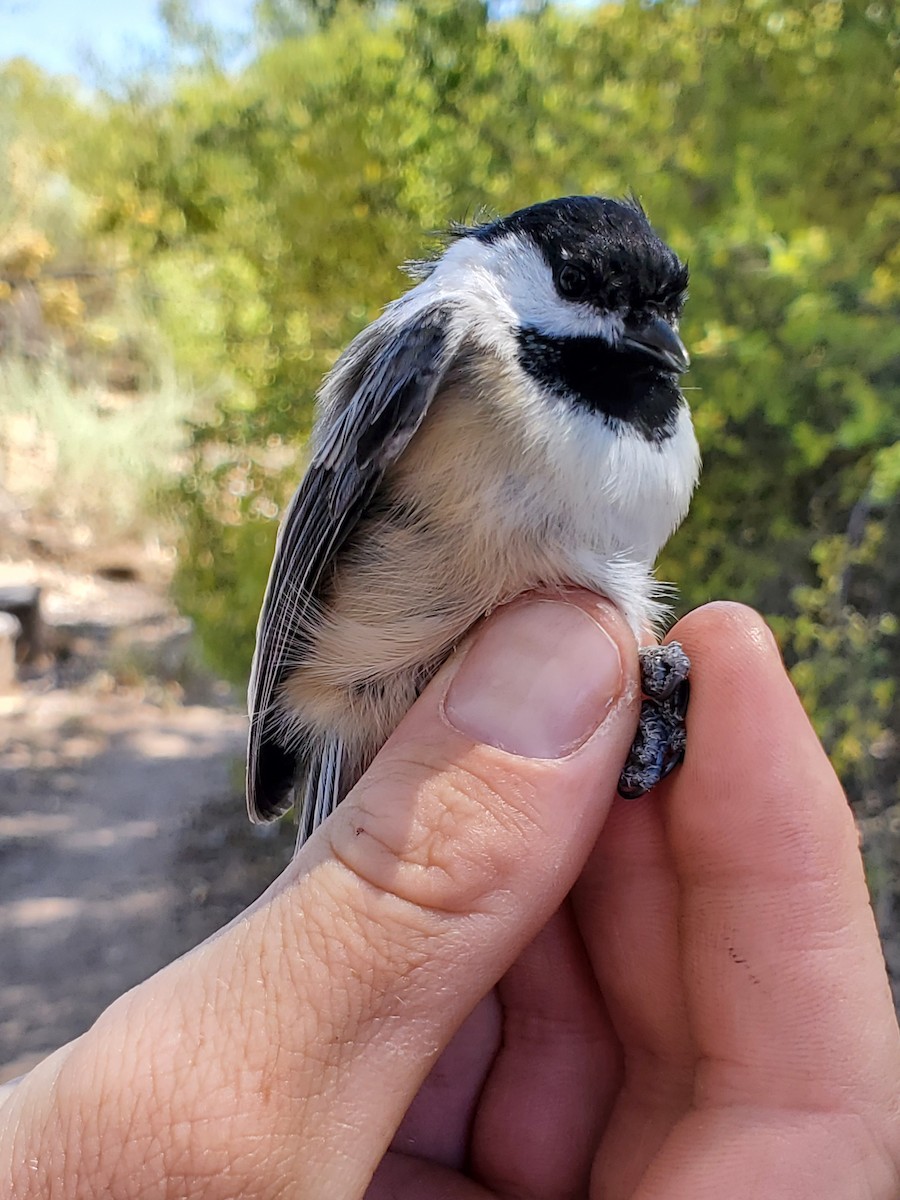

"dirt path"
[0,567,293,1083]
[0,689,294,1082]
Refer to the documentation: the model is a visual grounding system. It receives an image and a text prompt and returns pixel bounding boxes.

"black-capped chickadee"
[247,195,700,843]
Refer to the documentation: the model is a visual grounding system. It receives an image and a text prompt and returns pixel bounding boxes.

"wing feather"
[247,301,459,822]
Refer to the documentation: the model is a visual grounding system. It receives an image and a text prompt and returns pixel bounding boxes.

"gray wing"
[247,301,459,823]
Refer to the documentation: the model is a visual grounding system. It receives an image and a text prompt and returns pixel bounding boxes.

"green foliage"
[0,61,202,541]
[788,509,898,805]
[4,0,898,811]
[254,0,384,37]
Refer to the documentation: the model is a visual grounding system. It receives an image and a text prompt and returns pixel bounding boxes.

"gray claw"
[637,642,691,701]
[618,644,690,800]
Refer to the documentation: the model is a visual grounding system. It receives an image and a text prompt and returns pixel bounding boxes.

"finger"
[370,1155,496,1200]
[1,594,640,1200]
[472,902,620,1199]
[573,791,693,1198]
[665,602,900,1113]
[628,601,900,1198]
[388,993,502,1169]
[381,904,618,1198]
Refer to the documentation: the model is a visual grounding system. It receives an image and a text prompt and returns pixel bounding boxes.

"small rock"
[0,612,22,691]
[0,585,42,663]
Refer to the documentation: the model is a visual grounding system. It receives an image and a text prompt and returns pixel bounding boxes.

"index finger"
[665,602,898,1110]
[576,602,900,1198]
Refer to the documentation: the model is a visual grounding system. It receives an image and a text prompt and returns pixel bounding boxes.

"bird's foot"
[617,642,690,799]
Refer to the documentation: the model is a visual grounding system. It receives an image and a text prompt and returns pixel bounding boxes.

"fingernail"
[444,601,623,758]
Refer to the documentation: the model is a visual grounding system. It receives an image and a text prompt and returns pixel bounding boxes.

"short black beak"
[622,316,690,374]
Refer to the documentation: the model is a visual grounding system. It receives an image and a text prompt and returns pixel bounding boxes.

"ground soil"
[0,551,293,1083]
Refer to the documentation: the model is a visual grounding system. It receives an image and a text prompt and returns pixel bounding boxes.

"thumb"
[328,590,639,922]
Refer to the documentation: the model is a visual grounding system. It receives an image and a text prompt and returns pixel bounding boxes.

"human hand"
[1,598,898,1199]
[374,600,900,1199]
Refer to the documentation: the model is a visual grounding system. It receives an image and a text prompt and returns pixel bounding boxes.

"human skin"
[0,598,898,1199]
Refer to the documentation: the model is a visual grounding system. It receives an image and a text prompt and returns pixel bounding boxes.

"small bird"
[247,195,701,843]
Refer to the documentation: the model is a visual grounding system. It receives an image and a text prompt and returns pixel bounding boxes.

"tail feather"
[295,735,346,850]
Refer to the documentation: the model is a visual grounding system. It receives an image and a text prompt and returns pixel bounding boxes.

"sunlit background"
[1,0,897,1076]
[0,0,252,75]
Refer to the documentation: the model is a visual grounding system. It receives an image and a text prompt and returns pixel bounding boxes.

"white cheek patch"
[428,233,623,346]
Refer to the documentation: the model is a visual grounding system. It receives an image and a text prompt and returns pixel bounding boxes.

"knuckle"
[326,746,547,918]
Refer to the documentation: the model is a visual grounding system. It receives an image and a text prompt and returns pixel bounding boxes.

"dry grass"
[0,352,194,544]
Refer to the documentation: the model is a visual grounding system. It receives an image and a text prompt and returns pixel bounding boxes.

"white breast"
[392,356,700,636]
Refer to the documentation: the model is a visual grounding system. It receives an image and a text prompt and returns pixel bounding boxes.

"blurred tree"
[255,0,388,36]
[159,0,229,63]
[30,0,897,816]
[0,61,139,374]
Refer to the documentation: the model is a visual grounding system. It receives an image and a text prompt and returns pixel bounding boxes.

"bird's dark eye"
[557,263,591,300]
